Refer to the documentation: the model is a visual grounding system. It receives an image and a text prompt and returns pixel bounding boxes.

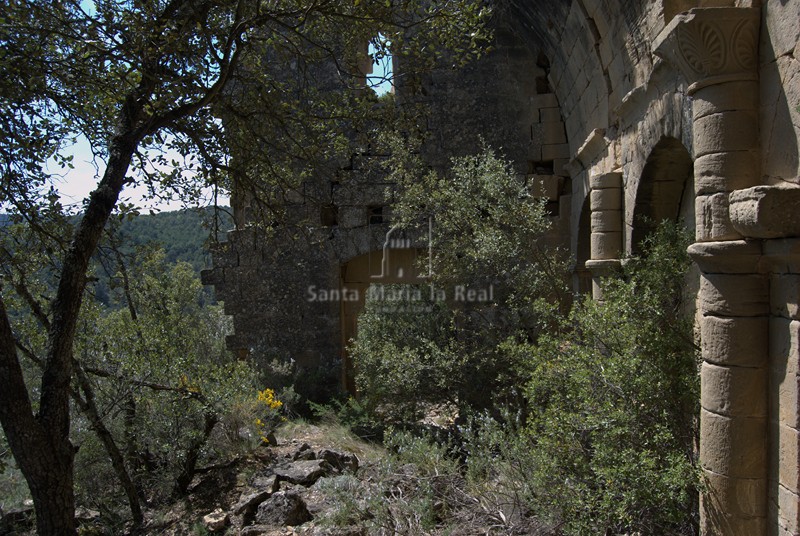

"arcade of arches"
[203,1,800,533]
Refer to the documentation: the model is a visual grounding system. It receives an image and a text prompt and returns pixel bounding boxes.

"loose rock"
[255,491,312,526]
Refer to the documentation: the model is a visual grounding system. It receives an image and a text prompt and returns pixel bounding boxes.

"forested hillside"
[113,207,233,273]
[89,207,233,306]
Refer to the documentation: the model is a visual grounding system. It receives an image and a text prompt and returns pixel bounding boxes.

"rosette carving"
[653,7,759,94]
[678,22,725,76]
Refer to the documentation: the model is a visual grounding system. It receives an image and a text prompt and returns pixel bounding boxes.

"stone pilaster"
[654,7,760,242]
[764,239,800,536]
[585,172,622,300]
[655,7,766,535]
[690,240,769,536]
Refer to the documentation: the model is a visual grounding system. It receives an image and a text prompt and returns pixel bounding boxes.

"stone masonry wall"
[207,1,800,532]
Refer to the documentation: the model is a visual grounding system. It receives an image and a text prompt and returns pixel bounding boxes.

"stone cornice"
[653,7,760,95]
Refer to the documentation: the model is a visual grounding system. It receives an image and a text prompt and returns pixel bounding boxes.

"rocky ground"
[1,422,554,535]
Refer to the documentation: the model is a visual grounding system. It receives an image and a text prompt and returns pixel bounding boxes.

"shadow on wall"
[760,13,800,183]
[631,136,694,255]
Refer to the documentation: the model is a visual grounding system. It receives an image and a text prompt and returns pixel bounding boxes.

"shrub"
[519,222,700,535]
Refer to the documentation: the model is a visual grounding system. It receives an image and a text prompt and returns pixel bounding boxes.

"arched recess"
[339,247,427,392]
[631,136,694,255]
[574,194,592,295]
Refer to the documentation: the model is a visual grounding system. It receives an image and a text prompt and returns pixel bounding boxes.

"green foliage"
[519,222,700,535]
[73,249,259,504]
[352,147,570,419]
[351,285,458,422]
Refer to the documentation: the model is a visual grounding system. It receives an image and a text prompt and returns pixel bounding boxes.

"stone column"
[691,240,769,535]
[585,172,622,300]
[654,8,766,535]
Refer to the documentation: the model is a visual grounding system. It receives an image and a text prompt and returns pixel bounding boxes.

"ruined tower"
[204,1,800,533]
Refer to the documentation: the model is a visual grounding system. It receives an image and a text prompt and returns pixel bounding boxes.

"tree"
[350,146,570,419]
[0,1,488,532]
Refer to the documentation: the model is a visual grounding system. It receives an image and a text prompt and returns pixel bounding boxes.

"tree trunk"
[173,411,219,496]
[0,114,142,534]
[0,296,77,535]
[73,366,144,526]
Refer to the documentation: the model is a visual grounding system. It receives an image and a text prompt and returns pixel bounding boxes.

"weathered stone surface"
[700,274,768,317]
[588,171,622,190]
[589,188,621,211]
[777,483,800,535]
[769,318,800,375]
[769,423,800,495]
[293,443,316,461]
[694,151,760,195]
[274,460,333,486]
[700,469,767,535]
[701,362,767,418]
[233,490,274,516]
[692,81,759,120]
[252,474,280,493]
[770,362,800,430]
[318,449,359,473]
[696,193,741,242]
[730,186,800,239]
[701,468,767,520]
[255,491,312,526]
[772,275,800,320]
[700,408,767,479]
[203,509,228,532]
[694,111,759,157]
[590,210,622,233]
[590,231,622,260]
[765,239,800,275]
[688,240,763,274]
[701,315,768,368]
[240,524,273,535]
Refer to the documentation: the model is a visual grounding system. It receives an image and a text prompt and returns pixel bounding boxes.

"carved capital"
[653,7,760,95]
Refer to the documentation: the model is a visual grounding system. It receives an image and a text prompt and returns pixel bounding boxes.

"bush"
[519,222,700,535]
[352,146,570,422]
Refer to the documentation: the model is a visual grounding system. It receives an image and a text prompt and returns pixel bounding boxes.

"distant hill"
[113,207,234,273]
[96,207,233,306]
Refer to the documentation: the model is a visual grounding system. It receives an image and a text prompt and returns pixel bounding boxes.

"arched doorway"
[339,247,428,392]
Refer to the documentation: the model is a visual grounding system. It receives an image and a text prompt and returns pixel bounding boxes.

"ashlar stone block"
[770,362,800,430]
[694,111,760,157]
[772,275,800,320]
[694,151,760,195]
[701,315,768,368]
[701,468,768,522]
[730,186,800,240]
[700,408,767,479]
[778,484,800,535]
[692,80,759,121]
[590,210,622,233]
[768,424,800,495]
[696,193,741,242]
[590,188,622,211]
[701,362,767,418]
[700,274,769,317]
[769,318,800,375]
[590,231,622,260]
[542,143,570,160]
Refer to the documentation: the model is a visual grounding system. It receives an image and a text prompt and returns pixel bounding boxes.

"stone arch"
[631,136,694,254]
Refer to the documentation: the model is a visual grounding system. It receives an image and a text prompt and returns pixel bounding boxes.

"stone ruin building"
[202,0,800,533]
